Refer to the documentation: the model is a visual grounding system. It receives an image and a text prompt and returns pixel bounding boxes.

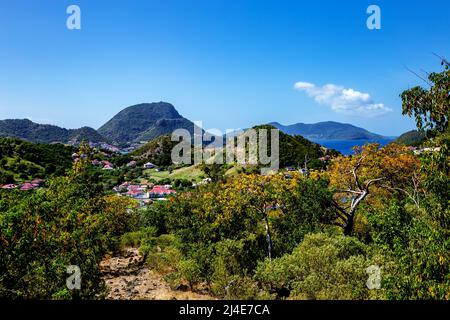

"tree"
[326,143,421,236]
[401,58,449,137]
[367,59,450,299]
[401,60,450,229]
[165,173,333,262]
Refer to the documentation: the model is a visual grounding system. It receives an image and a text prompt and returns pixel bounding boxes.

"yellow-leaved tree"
[325,143,421,235]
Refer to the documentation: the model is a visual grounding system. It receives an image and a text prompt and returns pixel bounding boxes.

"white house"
[143,162,156,169]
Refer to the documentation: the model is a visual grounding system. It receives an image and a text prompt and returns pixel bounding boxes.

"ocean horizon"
[311,138,395,155]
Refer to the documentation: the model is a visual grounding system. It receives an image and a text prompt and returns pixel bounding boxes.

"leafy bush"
[210,239,261,299]
[138,203,168,235]
[120,226,157,248]
[177,259,202,290]
[142,234,182,275]
[254,233,374,300]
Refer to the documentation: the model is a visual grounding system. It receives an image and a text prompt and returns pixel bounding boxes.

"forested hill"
[393,130,426,146]
[131,125,335,169]
[131,134,179,167]
[0,138,74,184]
[98,102,201,145]
[244,125,331,167]
[0,119,107,144]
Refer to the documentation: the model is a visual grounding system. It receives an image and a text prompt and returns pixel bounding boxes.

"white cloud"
[294,81,392,117]
[294,82,315,90]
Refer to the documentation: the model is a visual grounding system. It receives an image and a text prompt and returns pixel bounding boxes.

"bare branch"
[349,190,368,215]
[336,189,364,195]
[365,177,384,189]
[352,155,365,191]
[404,65,432,87]
[382,184,420,208]
[330,199,350,219]
[432,52,450,67]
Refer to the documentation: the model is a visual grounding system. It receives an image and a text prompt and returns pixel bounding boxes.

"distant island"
[269,121,386,140]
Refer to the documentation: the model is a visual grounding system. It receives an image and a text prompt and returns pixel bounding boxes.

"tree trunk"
[343,190,368,236]
[343,213,354,236]
[264,214,273,261]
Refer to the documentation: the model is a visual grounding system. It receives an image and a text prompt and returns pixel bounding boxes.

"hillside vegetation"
[131,135,178,167]
[132,125,332,174]
[98,102,200,144]
[393,130,426,146]
[0,119,107,144]
[251,125,329,168]
[0,138,74,183]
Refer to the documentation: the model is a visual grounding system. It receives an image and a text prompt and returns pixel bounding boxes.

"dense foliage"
[0,138,74,183]
[245,125,327,168]
[0,144,138,298]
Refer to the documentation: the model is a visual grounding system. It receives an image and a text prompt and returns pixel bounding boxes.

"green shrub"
[144,234,182,275]
[138,204,168,234]
[177,259,202,290]
[254,233,374,300]
[120,226,157,248]
[212,274,259,300]
[209,239,261,298]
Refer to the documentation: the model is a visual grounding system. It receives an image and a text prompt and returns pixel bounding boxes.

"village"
[75,149,180,205]
[0,144,332,197]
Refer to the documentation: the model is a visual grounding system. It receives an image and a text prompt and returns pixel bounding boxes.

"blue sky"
[0,0,449,136]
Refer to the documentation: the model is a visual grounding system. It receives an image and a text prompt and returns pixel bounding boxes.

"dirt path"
[100,247,213,300]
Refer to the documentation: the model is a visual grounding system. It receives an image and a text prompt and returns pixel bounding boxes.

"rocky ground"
[100,247,213,300]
